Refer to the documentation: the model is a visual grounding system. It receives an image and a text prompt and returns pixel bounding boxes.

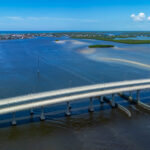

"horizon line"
[1,30,150,32]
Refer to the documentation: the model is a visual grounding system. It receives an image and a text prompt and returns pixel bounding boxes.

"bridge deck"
[0,83,149,115]
[0,78,150,107]
[0,79,150,125]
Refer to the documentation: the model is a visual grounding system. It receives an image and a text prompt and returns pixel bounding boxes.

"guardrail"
[0,79,150,126]
[0,78,150,106]
[0,83,150,115]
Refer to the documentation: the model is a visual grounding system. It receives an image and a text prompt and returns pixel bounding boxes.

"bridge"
[0,78,150,126]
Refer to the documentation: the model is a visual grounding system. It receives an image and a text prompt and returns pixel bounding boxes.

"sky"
[1,0,150,31]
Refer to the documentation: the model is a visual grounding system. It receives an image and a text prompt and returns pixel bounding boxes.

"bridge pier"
[88,97,94,112]
[136,90,140,103]
[30,108,34,116]
[40,106,45,121]
[12,112,17,126]
[103,96,116,108]
[118,93,136,104]
[111,94,116,108]
[65,102,71,116]
[99,96,104,104]
[129,91,133,100]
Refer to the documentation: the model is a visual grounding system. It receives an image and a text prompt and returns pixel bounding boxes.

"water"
[0,37,150,150]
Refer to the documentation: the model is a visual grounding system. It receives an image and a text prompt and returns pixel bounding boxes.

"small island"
[55,39,59,41]
[88,45,114,48]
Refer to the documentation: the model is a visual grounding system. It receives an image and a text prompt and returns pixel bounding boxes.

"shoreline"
[2,31,150,44]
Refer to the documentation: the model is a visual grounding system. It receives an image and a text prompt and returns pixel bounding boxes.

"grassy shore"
[89,45,114,48]
[71,36,114,41]
[113,39,150,44]
[71,36,150,44]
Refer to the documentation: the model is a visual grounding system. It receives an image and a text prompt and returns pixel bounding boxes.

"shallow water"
[0,37,150,150]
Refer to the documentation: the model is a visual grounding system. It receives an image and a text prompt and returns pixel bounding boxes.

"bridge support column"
[30,108,34,116]
[89,97,94,112]
[65,102,71,116]
[136,90,140,103]
[129,91,133,100]
[111,94,116,108]
[40,106,45,121]
[99,96,104,104]
[12,112,17,126]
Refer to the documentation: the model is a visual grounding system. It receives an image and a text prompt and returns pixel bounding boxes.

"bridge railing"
[0,78,150,107]
[0,83,150,115]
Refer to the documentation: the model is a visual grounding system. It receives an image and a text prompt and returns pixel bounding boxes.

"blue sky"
[1,0,150,31]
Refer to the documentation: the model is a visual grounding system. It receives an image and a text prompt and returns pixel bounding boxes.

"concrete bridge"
[0,78,150,126]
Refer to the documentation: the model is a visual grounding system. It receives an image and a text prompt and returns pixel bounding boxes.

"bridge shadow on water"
[0,96,150,150]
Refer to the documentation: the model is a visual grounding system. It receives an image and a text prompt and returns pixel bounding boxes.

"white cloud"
[50,17,98,22]
[131,12,146,21]
[6,16,24,21]
[27,17,49,21]
[147,16,150,21]
[4,16,98,23]
[27,17,40,21]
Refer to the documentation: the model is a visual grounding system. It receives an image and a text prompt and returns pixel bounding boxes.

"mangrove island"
[88,45,114,48]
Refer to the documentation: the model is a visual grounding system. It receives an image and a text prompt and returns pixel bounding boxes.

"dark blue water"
[0,37,150,150]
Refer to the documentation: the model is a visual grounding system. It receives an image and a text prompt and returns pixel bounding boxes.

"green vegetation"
[89,45,114,48]
[71,36,114,41]
[71,35,150,44]
[3,31,150,43]
[47,32,150,44]
[113,39,150,44]
[52,31,150,44]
